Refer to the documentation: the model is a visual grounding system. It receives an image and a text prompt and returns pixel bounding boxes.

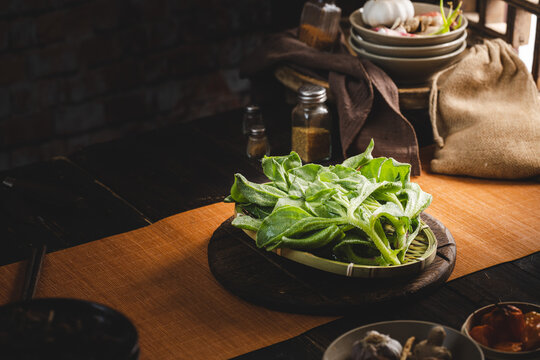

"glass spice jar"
[291,84,332,163]
[246,124,270,159]
[298,0,342,51]
[242,105,263,135]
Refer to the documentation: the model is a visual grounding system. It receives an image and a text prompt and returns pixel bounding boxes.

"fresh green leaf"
[232,214,263,231]
[230,173,287,207]
[330,165,358,179]
[261,157,289,192]
[281,225,345,250]
[318,169,340,182]
[378,158,411,185]
[261,152,303,191]
[289,164,323,182]
[236,203,274,219]
[359,157,386,180]
[274,197,306,211]
[341,139,374,169]
[401,182,433,219]
[256,205,312,248]
[226,139,432,267]
[332,234,384,266]
[281,152,302,172]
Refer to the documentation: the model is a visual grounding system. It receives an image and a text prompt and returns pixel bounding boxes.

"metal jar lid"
[297,84,327,104]
[245,104,260,114]
[249,124,266,135]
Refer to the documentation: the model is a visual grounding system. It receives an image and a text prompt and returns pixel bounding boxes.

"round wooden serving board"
[208,212,455,315]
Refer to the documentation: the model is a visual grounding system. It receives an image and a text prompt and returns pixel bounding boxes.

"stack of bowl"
[348,2,468,85]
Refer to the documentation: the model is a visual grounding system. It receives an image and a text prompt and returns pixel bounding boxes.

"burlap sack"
[429,38,540,179]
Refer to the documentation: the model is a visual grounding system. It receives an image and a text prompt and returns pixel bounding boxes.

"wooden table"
[0,104,538,359]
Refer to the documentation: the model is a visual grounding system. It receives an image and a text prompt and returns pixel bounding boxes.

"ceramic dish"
[323,320,484,360]
[238,213,437,278]
[350,27,467,58]
[348,36,467,84]
[349,2,468,46]
[461,302,540,360]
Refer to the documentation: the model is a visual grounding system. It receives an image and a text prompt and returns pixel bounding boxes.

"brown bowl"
[349,2,468,46]
[461,302,540,360]
[348,36,467,85]
[350,27,467,58]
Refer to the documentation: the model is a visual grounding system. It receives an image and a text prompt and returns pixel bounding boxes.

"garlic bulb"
[351,330,402,360]
[362,0,415,28]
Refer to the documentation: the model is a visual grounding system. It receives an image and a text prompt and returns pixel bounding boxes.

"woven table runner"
[0,166,539,359]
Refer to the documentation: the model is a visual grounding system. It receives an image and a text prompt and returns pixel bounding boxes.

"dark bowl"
[0,298,139,360]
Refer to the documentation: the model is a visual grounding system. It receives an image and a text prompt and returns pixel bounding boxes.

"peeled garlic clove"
[403,17,420,33]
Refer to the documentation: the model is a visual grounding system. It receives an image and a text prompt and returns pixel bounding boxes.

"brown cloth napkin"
[429,38,540,179]
[240,30,421,175]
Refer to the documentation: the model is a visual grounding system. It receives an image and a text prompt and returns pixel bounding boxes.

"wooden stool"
[274,66,430,111]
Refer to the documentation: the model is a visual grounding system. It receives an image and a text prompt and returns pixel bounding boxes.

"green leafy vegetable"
[227,139,432,267]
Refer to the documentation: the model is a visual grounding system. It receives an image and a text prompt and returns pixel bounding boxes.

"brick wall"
[0,0,320,170]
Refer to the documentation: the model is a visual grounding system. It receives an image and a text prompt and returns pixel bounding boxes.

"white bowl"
[348,36,467,85]
[350,27,467,58]
[349,2,468,46]
[323,320,484,360]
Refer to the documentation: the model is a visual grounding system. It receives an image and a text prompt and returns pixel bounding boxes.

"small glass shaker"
[291,84,331,163]
[242,105,263,135]
[246,124,270,159]
[298,1,342,51]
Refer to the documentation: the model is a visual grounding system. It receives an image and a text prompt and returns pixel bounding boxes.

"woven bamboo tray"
[238,221,437,279]
[208,212,455,315]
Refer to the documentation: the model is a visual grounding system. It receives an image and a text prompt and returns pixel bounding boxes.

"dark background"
[0,0,437,171]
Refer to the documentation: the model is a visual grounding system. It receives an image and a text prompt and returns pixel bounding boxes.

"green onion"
[432,0,463,35]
